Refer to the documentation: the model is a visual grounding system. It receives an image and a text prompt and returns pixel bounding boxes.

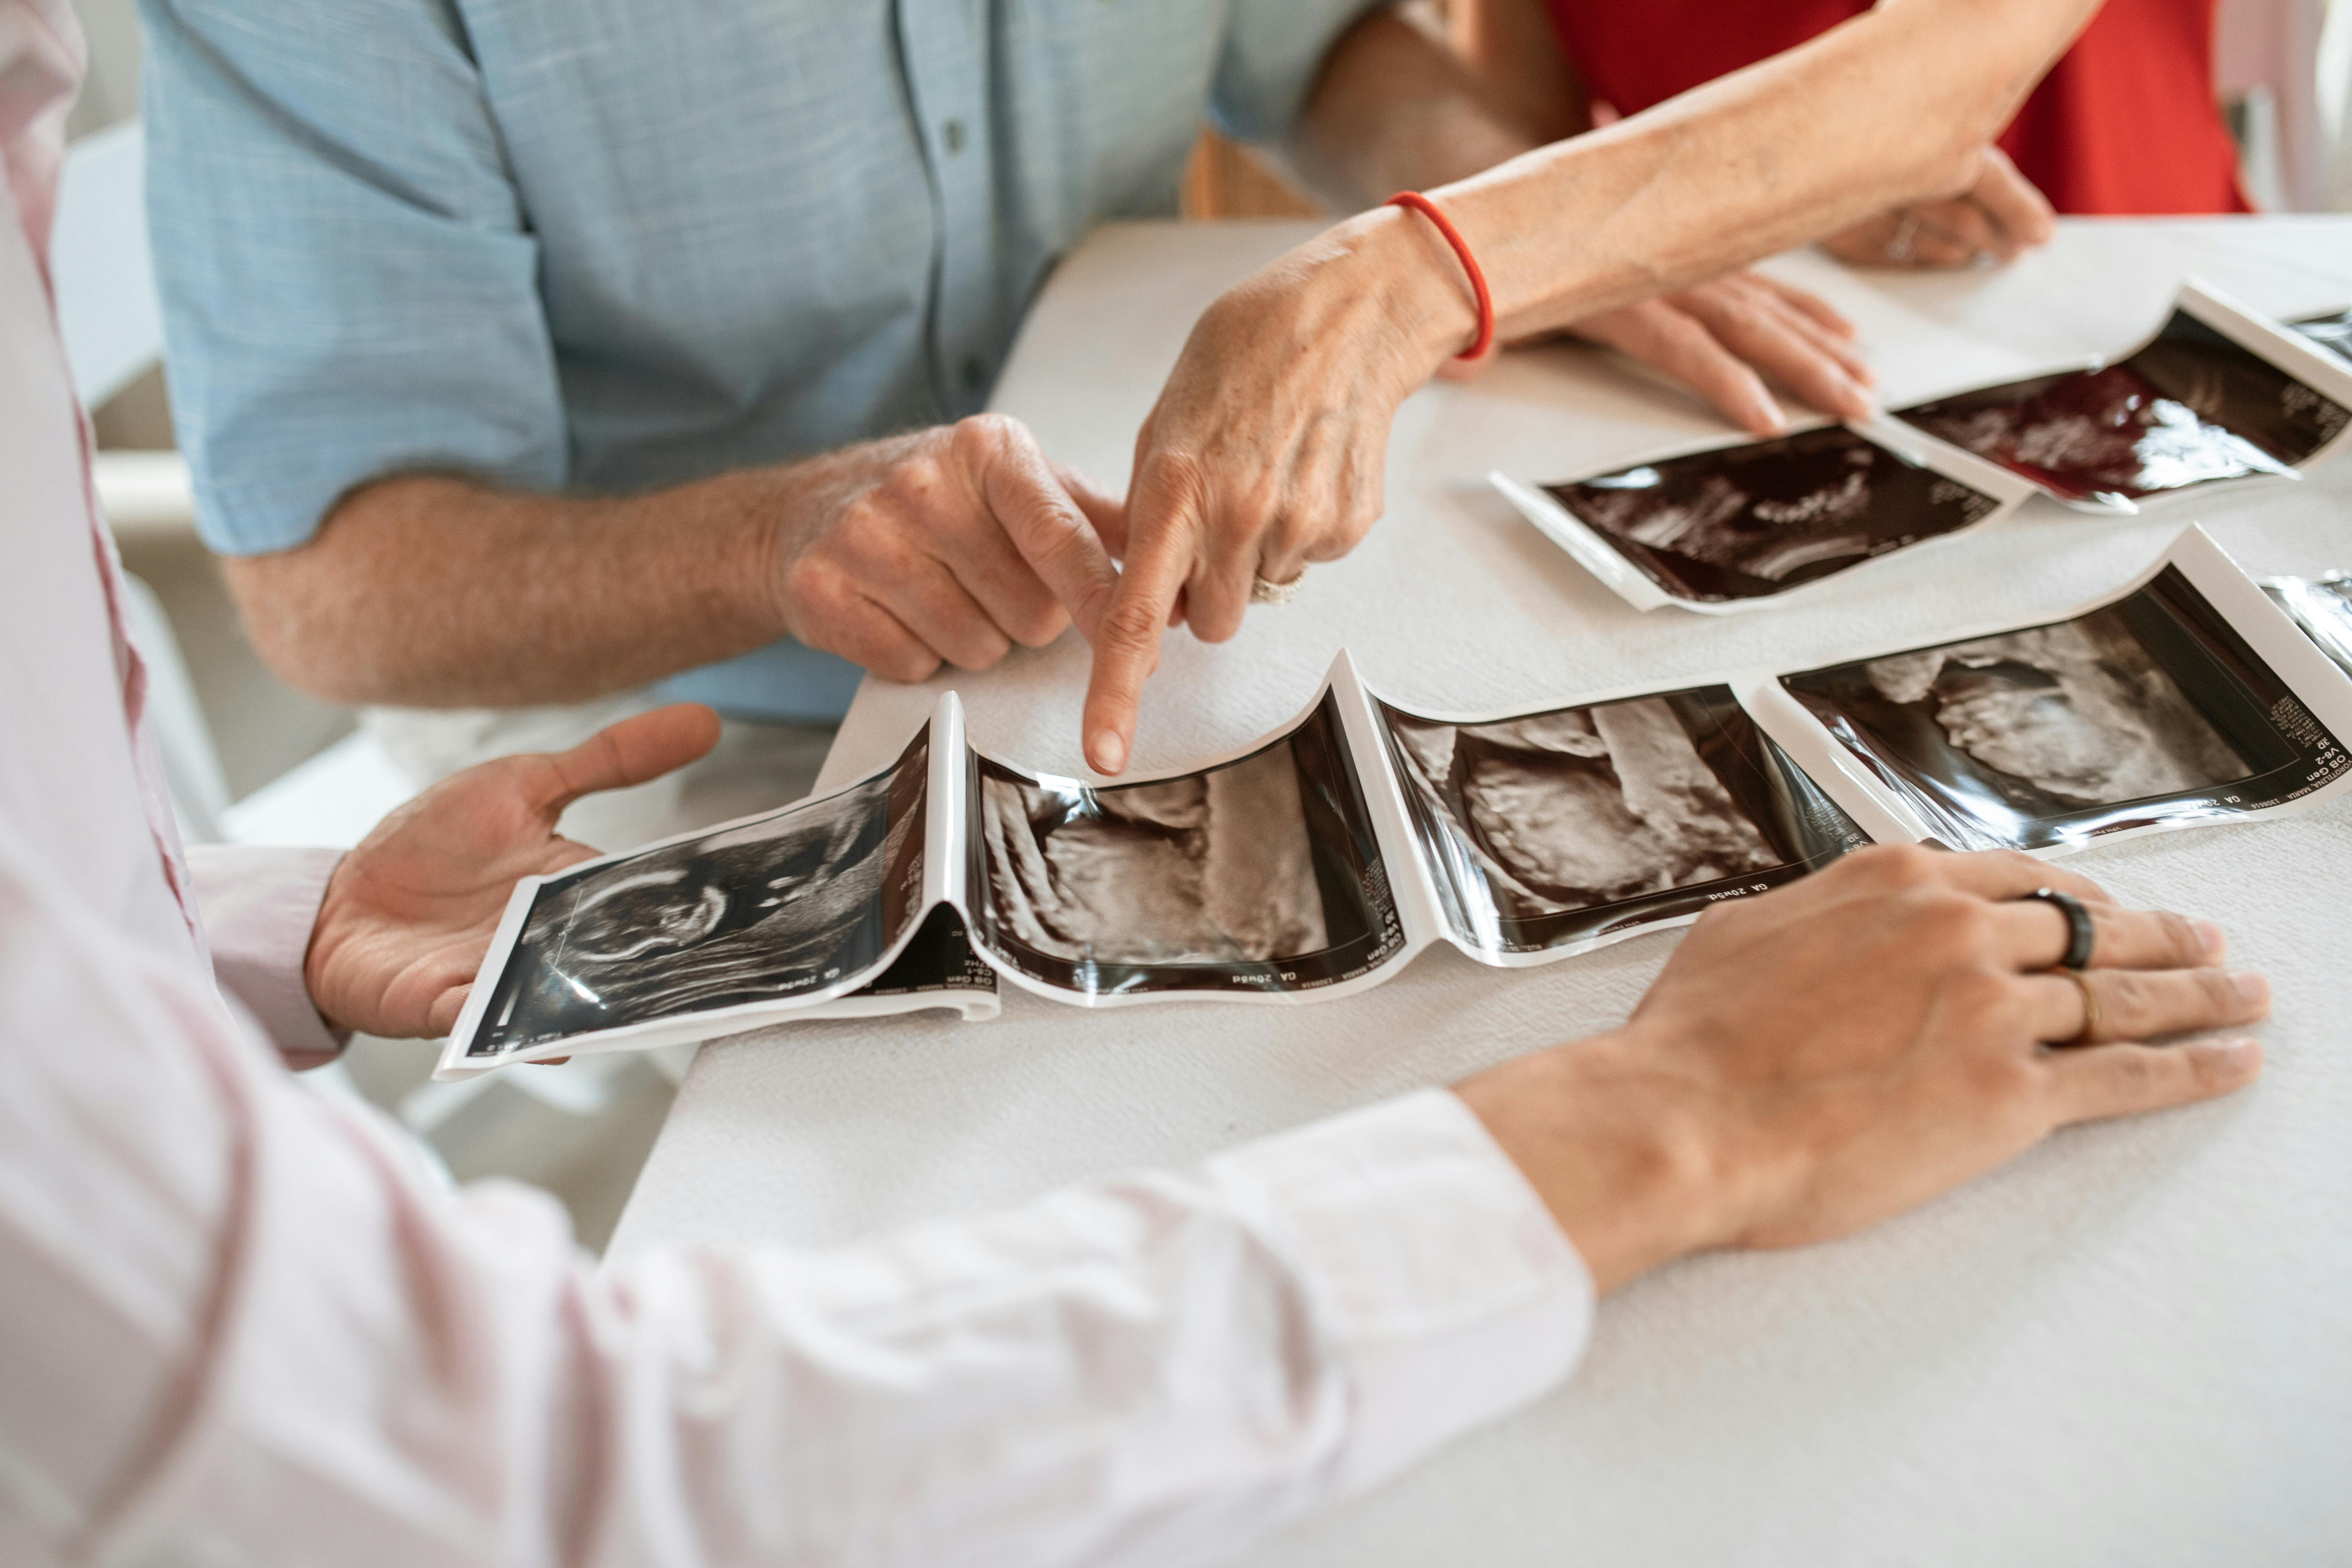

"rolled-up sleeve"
[186,844,347,1067]
[1208,0,1382,146]
[139,0,565,555]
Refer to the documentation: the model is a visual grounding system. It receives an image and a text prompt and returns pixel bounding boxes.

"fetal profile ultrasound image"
[469,732,929,1053]
[1782,568,2352,850]
[1544,425,2004,602]
[1896,309,2350,507]
[1383,687,1867,953]
[974,693,1402,995]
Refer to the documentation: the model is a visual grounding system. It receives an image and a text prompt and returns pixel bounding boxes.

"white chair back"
[51,119,163,408]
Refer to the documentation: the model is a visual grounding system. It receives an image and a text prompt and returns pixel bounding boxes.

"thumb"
[536,703,723,818]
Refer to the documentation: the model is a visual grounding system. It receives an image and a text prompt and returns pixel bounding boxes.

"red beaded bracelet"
[1386,191,1495,361]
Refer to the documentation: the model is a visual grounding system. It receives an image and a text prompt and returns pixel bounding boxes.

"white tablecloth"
[609,218,2352,1567]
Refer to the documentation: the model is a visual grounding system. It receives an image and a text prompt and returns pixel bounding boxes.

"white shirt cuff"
[187,845,347,1067]
[1205,1087,1594,1493]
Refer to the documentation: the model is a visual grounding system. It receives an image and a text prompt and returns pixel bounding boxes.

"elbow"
[221,546,401,708]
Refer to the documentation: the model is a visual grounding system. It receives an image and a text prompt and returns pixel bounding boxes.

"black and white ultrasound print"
[973,691,1404,996]
[1382,685,1867,953]
[1543,425,2004,602]
[468,731,929,1054]
[1782,567,2352,850]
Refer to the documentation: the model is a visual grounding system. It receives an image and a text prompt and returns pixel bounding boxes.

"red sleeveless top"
[1541,0,2250,214]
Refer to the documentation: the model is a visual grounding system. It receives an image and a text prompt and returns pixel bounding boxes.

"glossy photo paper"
[442,528,2352,1077]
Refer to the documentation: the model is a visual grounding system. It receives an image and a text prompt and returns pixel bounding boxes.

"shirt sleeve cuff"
[186,845,348,1068]
[1204,1087,1594,1493]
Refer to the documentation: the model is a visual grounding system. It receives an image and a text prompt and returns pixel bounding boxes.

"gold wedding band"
[2050,967,2102,1048]
[1250,571,1306,606]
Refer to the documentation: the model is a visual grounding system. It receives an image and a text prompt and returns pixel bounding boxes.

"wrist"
[1335,204,1488,387]
[1455,1029,1734,1292]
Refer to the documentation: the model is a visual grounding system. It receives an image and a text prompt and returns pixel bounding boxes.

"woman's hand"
[303,705,723,1038]
[1552,270,1876,434]
[1459,845,2267,1291]
[1080,210,1474,774]
[1824,145,2057,269]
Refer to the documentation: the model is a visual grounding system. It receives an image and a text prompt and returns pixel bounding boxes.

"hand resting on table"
[1459,844,2265,1291]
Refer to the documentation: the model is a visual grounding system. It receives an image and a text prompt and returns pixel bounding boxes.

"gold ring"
[2050,967,2102,1047]
[1250,571,1306,606]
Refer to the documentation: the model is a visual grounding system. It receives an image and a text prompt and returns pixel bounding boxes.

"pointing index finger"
[1082,495,1196,775]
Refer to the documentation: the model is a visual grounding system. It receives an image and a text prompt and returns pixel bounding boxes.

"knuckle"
[1943,967,2019,1031]
[2102,970,2160,1022]
[1911,890,1995,953]
[1966,1046,2036,1102]
[2103,1049,2165,1099]
[954,629,1013,671]
[2192,966,2246,1013]
[2151,910,2205,966]
[1100,596,1168,651]
[953,411,1023,458]
[1009,601,1068,647]
[1849,842,1941,892]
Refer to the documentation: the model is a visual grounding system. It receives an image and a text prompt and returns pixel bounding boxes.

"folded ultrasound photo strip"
[1493,282,2352,614]
[438,527,2352,1077]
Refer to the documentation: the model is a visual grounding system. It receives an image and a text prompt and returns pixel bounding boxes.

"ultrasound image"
[973,693,1401,994]
[469,732,928,1053]
[1544,425,2002,601]
[1384,687,1866,952]
[1896,309,2350,507]
[1779,575,2316,850]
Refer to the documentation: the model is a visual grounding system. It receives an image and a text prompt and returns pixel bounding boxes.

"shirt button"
[962,356,989,393]
[943,118,967,154]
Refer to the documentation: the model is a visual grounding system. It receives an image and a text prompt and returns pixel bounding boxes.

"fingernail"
[2193,918,2227,960]
[1089,729,1126,775]
[2230,971,2270,1007]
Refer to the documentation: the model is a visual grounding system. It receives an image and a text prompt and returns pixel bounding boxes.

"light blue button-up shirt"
[139,0,1372,719]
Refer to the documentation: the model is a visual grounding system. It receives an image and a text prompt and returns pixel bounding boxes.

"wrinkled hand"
[1559,270,1876,435]
[1459,845,2266,1292]
[771,415,1126,683]
[1082,218,1463,774]
[1823,145,2056,270]
[303,705,724,1038]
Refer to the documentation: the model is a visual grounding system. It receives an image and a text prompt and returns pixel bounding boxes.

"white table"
[610,219,2352,1567]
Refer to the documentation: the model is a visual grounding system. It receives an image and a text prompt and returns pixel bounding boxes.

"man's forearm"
[225,469,788,707]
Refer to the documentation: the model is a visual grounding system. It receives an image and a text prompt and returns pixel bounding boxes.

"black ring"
[2021,887,2095,970]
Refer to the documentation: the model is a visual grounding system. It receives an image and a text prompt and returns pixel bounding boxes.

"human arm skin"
[1281,5,1877,436]
[1449,0,2056,272]
[224,417,1125,708]
[1460,844,2265,1289]
[1081,0,2102,774]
